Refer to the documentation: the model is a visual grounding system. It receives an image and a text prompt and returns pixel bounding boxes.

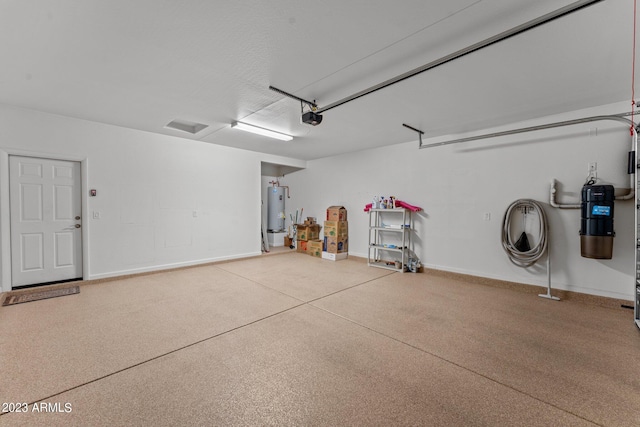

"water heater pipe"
[268,179,291,198]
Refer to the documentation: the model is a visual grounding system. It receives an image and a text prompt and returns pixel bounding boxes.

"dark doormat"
[2,286,80,306]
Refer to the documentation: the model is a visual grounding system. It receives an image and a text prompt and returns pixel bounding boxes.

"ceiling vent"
[165,119,209,134]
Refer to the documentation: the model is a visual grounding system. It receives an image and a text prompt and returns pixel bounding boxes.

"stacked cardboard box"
[296,220,321,253]
[307,240,323,257]
[326,206,347,221]
[296,240,308,253]
[323,206,348,257]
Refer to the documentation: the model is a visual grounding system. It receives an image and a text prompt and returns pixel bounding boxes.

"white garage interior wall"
[1,99,637,301]
[279,100,636,301]
[0,104,305,291]
[0,1,638,305]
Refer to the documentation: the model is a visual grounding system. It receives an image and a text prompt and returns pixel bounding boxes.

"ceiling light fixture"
[231,122,293,141]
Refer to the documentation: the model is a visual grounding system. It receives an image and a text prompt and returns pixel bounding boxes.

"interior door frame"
[0,149,89,292]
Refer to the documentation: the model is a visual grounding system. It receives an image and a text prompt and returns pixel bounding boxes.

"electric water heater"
[267,186,285,232]
[580,184,615,259]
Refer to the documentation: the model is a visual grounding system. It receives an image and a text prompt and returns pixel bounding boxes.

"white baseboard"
[423,263,633,301]
[87,252,262,281]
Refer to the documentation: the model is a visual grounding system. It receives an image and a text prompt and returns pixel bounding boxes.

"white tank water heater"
[267,186,285,232]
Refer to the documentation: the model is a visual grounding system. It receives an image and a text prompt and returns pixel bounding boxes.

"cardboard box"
[284,236,293,247]
[326,206,347,222]
[296,224,321,241]
[322,251,348,261]
[304,217,317,225]
[324,220,348,238]
[296,240,308,253]
[307,240,323,257]
[324,236,348,254]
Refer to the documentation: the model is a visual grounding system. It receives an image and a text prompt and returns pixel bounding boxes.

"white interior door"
[9,156,82,287]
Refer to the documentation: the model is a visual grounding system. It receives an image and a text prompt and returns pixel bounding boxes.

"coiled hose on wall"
[501,199,548,268]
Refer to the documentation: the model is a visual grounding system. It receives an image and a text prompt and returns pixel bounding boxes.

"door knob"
[75,216,81,220]
[75,224,81,228]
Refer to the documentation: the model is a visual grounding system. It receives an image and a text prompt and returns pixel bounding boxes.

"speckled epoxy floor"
[1,253,639,426]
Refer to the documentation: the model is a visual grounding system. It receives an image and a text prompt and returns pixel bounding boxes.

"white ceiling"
[0,0,635,160]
